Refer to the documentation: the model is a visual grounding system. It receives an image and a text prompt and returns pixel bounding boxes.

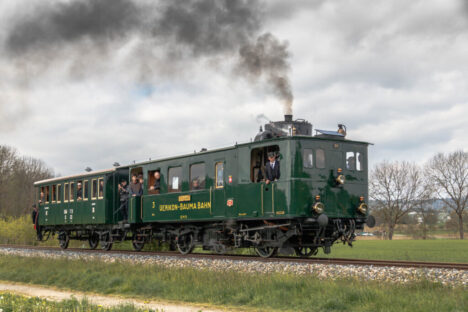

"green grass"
[0,255,466,312]
[314,239,468,263]
[0,292,156,312]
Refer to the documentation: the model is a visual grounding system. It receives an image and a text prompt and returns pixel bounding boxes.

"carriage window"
[52,185,56,203]
[98,178,104,199]
[356,152,362,171]
[64,183,69,202]
[69,182,75,202]
[91,179,97,199]
[316,149,325,168]
[168,167,182,193]
[190,163,205,190]
[45,186,50,203]
[77,180,83,201]
[215,162,224,188]
[57,184,62,203]
[83,180,89,200]
[346,152,356,170]
[303,149,314,168]
[148,169,161,194]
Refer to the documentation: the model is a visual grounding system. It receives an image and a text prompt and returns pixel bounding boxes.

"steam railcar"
[34,115,375,257]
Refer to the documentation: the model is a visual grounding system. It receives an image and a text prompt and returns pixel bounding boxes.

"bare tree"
[0,145,53,217]
[426,150,468,239]
[370,161,424,240]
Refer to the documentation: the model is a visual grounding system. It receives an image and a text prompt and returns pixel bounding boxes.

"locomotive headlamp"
[336,174,345,185]
[357,203,368,214]
[313,202,324,214]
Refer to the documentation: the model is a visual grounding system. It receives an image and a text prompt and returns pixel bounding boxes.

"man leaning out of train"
[265,152,280,184]
[129,174,143,196]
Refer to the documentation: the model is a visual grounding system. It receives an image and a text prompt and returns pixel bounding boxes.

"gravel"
[0,247,466,287]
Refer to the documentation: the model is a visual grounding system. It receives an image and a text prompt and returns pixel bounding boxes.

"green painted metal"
[35,136,369,227]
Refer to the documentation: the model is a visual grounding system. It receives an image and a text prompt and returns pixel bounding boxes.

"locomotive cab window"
[168,167,182,193]
[91,179,97,200]
[215,162,224,188]
[303,148,314,168]
[190,163,205,190]
[316,149,325,168]
[250,145,280,182]
[98,178,104,199]
[356,152,363,171]
[346,152,356,170]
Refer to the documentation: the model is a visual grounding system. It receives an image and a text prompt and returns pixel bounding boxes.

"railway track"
[1,244,467,270]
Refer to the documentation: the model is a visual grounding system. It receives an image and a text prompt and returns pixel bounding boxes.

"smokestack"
[284,114,292,122]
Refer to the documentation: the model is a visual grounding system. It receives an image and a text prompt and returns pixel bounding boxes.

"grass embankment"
[316,239,468,263]
[0,292,154,312]
[0,255,466,312]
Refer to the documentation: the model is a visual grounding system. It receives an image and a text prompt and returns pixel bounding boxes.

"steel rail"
[1,244,467,270]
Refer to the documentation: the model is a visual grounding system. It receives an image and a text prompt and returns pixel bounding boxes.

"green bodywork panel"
[35,136,369,227]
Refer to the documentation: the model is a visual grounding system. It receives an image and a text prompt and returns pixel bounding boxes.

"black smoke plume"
[3,0,293,114]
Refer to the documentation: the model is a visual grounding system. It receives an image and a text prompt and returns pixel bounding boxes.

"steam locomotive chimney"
[284,114,293,122]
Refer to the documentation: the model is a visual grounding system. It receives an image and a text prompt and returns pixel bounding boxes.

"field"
[0,292,154,312]
[316,239,468,263]
[0,255,466,312]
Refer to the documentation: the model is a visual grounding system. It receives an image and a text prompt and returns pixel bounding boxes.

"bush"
[0,215,39,245]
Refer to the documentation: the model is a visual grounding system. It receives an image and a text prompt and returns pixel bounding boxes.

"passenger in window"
[129,174,143,196]
[149,171,161,194]
[347,155,356,170]
[192,178,201,190]
[138,174,144,186]
[99,180,104,197]
[265,152,280,184]
[118,180,130,222]
[77,183,83,200]
[40,191,44,204]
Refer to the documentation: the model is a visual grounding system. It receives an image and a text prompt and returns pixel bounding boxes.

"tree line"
[370,150,468,240]
[0,145,53,217]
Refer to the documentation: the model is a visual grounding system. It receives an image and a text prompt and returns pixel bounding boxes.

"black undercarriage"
[39,216,368,258]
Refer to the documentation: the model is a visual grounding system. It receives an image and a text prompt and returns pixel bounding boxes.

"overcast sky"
[0,0,467,176]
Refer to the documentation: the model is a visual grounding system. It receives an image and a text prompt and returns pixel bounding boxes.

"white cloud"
[0,0,467,175]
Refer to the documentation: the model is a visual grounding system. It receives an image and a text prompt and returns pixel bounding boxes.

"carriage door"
[212,161,226,218]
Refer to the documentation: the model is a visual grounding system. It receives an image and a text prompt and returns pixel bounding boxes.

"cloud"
[0,0,467,175]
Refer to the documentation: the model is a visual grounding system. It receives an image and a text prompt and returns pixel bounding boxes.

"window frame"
[190,162,206,191]
[45,186,50,204]
[69,182,75,202]
[91,179,97,200]
[83,180,89,201]
[316,149,326,169]
[56,184,61,203]
[51,185,56,203]
[356,152,363,171]
[98,177,104,199]
[303,148,314,168]
[168,166,182,193]
[346,151,356,171]
[215,162,224,189]
[64,183,69,202]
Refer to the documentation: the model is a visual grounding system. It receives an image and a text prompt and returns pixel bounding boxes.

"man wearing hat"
[265,152,280,184]
[31,204,42,240]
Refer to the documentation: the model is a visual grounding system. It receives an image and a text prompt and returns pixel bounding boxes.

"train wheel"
[88,233,99,250]
[294,247,318,258]
[100,233,113,251]
[255,247,277,258]
[58,231,69,250]
[176,233,194,255]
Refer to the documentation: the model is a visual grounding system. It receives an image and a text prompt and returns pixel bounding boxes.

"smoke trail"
[3,0,293,114]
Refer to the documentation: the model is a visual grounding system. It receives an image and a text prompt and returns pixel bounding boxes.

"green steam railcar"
[34,115,375,257]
